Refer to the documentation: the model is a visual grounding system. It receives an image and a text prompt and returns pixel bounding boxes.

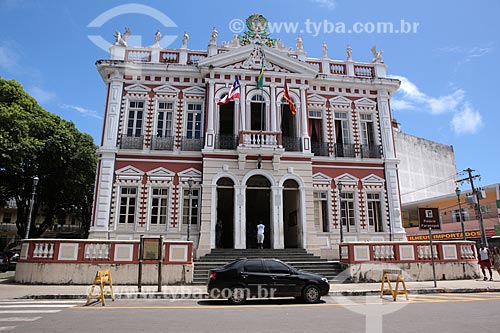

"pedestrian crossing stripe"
[0,326,16,331]
[0,310,61,314]
[0,317,42,322]
[0,304,77,308]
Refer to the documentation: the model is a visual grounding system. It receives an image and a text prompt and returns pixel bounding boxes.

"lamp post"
[455,187,466,241]
[24,176,39,239]
[338,182,344,243]
[187,177,193,241]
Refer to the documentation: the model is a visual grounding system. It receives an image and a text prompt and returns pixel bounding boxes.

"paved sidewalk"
[2,271,500,300]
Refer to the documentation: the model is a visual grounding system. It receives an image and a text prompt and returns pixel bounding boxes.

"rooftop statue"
[322,42,328,58]
[371,45,384,63]
[114,27,131,47]
[296,35,304,52]
[209,27,218,45]
[346,44,353,61]
[182,31,189,48]
[154,29,161,46]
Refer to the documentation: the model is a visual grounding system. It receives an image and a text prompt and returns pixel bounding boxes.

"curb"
[19,287,500,300]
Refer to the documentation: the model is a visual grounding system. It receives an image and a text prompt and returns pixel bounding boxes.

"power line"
[400,172,462,196]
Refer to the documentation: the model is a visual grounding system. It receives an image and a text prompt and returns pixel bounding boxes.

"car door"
[264,260,299,296]
[241,259,274,297]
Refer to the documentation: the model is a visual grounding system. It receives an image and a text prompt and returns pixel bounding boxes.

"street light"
[455,187,466,241]
[187,177,193,241]
[24,176,39,239]
[338,182,344,243]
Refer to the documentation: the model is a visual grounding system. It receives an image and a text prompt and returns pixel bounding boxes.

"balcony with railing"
[151,136,175,151]
[360,144,382,158]
[120,135,144,149]
[181,137,203,151]
[239,131,282,149]
[215,135,238,150]
[311,142,330,156]
[334,143,356,158]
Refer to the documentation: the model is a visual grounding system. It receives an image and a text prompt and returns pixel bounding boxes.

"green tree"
[0,78,97,238]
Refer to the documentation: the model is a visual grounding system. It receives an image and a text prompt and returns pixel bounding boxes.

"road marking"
[0,301,85,305]
[0,317,42,322]
[0,326,15,332]
[0,310,61,314]
[0,304,76,308]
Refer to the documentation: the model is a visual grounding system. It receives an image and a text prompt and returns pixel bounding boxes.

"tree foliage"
[0,78,98,238]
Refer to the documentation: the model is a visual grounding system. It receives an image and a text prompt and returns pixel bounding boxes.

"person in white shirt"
[478,243,493,281]
[256,222,265,249]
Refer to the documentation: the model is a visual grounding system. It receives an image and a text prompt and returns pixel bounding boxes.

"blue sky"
[0,0,498,188]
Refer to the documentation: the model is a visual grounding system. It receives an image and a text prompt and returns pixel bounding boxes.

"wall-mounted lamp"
[257,154,262,169]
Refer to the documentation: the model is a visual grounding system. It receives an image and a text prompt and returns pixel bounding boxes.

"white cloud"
[29,86,56,103]
[391,75,465,115]
[60,104,102,120]
[435,42,494,67]
[451,104,483,135]
[309,0,337,10]
[390,75,482,136]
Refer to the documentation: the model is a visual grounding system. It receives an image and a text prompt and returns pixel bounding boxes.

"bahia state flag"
[283,81,297,115]
[218,78,241,105]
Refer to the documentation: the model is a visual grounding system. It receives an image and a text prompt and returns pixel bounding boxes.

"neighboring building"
[393,121,458,204]
[89,14,406,259]
[403,183,500,242]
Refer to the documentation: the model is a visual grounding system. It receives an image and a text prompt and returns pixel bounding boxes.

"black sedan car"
[207,258,330,305]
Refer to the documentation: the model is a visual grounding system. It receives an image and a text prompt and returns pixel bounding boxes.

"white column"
[272,186,284,249]
[90,72,123,237]
[234,185,246,249]
[205,79,215,150]
[270,84,277,131]
[378,90,406,239]
[300,85,311,153]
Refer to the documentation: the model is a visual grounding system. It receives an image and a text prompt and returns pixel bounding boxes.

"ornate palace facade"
[90,14,406,259]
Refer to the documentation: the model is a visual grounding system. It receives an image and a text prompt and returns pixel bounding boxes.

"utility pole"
[457,168,487,246]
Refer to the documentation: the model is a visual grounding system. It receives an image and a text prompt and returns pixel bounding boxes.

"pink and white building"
[90,14,407,260]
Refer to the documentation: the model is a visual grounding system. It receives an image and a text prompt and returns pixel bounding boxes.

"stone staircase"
[192,248,346,285]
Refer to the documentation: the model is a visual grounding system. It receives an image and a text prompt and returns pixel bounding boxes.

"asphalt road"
[2,293,500,332]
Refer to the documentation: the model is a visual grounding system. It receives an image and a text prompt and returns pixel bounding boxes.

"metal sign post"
[429,228,437,288]
[158,236,163,292]
[138,235,144,292]
[418,208,440,288]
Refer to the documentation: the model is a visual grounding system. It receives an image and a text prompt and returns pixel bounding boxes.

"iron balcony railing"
[282,136,302,152]
[120,135,144,149]
[360,144,382,158]
[151,136,175,151]
[334,143,356,158]
[181,136,203,151]
[311,142,330,156]
[215,134,238,150]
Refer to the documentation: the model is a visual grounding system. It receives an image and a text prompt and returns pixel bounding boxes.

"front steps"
[193,248,346,285]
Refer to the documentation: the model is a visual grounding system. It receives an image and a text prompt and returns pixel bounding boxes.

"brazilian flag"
[257,59,264,89]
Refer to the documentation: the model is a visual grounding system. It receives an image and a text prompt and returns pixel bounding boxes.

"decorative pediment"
[153,85,180,94]
[197,44,318,77]
[125,84,150,93]
[178,168,202,182]
[334,173,359,186]
[183,86,206,97]
[329,96,352,108]
[115,165,144,181]
[313,172,332,185]
[307,94,327,105]
[354,97,377,109]
[361,174,385,185]
[147,167,175,182]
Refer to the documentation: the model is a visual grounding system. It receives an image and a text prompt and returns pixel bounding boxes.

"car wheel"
[228,286,247,305]
[302,284,321,304]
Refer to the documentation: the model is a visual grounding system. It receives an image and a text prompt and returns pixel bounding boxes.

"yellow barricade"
[86,269,115,306]
[380,269,409,301]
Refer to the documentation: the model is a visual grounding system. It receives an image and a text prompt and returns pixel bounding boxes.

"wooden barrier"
[380,269,408,301]
[86,269,115,306]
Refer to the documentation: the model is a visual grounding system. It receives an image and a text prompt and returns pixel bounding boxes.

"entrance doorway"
[245,175,271,249]
[216,178,234,248]
[283,179,301,248]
